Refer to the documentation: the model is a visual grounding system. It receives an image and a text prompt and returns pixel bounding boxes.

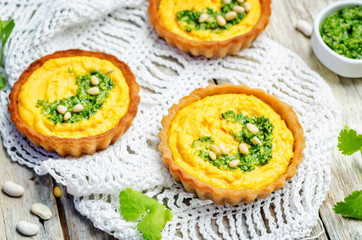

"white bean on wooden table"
[0,0,361,239]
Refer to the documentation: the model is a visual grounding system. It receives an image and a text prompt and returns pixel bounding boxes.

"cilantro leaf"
[0,71,6,89]
[333,190,362,219]
[138,204,173,240]
[337,128,362,155]
[0,18,15,64]
[119,188,173,240]
[0,18,15,90]
[119,188,158,221]
[1,19,15,46]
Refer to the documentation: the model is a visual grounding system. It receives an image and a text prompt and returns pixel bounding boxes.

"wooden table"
[1,0,361,239]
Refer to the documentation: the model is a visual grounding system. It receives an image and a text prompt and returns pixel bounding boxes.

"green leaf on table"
[0,71,6,89]
[119,188,158,221]
[0,18,15,90]
[138,204,173,240]
[0,18,15,64]
[333,190,362,219]
[337,128,362,155]
[119,188,173,240]
[1,19,15,45]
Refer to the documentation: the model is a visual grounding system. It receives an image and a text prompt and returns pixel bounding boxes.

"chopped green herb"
[333,190,362,219]
[337,127,362,156]
[119,188,173,240]
[0,19,15,64]
[0,73,5,89]
[192,111,274,172]
[36,70,114,124]
[192,136,214,147]
[334,127,362,219]
[0,18,15,90]
[320,6,362,59]
[198,136,215,142]
[177,0,247,33]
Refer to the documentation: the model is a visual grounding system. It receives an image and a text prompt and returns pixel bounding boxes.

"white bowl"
[311,1,362,78]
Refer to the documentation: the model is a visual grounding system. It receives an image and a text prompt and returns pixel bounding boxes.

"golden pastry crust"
[148,0,271,58]
[8,49,140,157]
[158,84,305,205]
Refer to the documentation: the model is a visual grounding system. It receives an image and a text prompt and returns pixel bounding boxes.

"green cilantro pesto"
[191,111,273,172]
[320,6,362,59]
[177,0,247,33]
[36,70,114,124]
[192,136,215,147]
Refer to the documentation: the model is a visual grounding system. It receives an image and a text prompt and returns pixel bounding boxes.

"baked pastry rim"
[148,0,272,58]
[8,49,140,157]
[158,83,305,205]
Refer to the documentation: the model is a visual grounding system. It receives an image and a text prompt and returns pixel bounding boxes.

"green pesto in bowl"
[320,5,362,59]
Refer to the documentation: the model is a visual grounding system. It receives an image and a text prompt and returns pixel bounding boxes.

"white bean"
[72,104,84,113]
[63,112,71,121]
[199,13,208,23]
[210,144,222,156]
[57,105,67,115]
[246,123,259,134]
[244,2,251,12]
[87,87,100,95]
[225,11,237,21]
[295,20,312,37]
[239,143,249,155]
[90,75,99,85]
[209,151,217,161]
[31,203,53,220]
[237,0,245,3]
[217,15,226,27]
[218,143,229,155]
[229,159,240,168]
[17,221,39,236]
[233,6,245,13]
[2,181,25,197]
[252,137,262,145]
[224,0,231,4]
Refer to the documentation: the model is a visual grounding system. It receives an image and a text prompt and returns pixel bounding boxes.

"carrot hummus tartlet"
[8,50,140,157]
[149,0,271,57]
[159,84,305,205]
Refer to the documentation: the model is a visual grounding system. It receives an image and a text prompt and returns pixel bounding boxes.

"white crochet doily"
[0,0,341,239]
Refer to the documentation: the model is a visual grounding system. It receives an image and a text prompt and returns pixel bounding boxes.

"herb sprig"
[119,188,173,240]
[333,126,362,219]
[0,18,15,90]
[337,127,362,157]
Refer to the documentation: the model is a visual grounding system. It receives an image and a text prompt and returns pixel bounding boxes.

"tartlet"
[149,0,271,58]
[159,84,305,205]
[8,50,140,157]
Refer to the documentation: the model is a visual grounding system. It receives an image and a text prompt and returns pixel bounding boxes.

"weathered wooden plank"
[318,145,362,240]
[0,195,9,240]
[267,1,362,239]
[0,145,64,239]
[307,217,329,240]
[56,185,118,240]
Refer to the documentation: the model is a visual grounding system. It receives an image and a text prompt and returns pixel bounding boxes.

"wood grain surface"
[1,0,361,239]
